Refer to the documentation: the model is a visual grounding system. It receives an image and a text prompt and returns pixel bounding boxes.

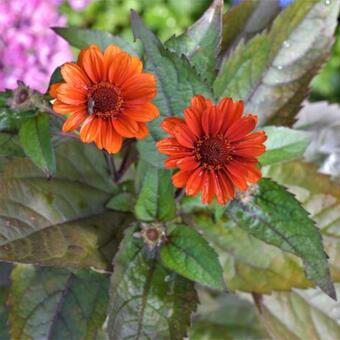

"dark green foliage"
[227,178,335,298]
[107,227,198,339]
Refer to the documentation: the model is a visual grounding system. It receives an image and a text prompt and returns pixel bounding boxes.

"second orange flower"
[157,96,267,205]
[50,44,159,153]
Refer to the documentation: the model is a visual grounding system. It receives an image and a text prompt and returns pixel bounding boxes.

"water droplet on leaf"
[283,40,290,48]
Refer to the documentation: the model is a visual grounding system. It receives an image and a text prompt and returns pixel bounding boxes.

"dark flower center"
[195,135,232,169]
[88,82,123,118]
[145,228,160,242]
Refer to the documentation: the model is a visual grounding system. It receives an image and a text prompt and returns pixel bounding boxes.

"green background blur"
[60,0,340,104]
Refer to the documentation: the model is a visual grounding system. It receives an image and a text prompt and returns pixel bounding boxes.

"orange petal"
[62,110,88,132]
[201,171,214,204]
[102,121,123,153]
[119,55,143,85]
[232,159,262,183]
[164,155,186,169]
[53,100,86,115]
[219,99,244,134]
[160,117,185,136]
[172,170,192,188]
[233,131,267,145]
[103,45,122,80]
[211,171,229,205]
[49,83,62,98]
[113,116,139,138]
[61,62,91,88]
[227,115,258,140]
[219,171,235,200]
[135,123,149,139]
[80,116,100,143]
[81,45,104,83]
[95,118,105,149]
[121,73,157,101]
[225,162,249,191]
[176,156,199,171]
[234,145,266,158]
[201,105,217,136]
[107,52,143,86]
[124,102,160,122]
[173,124,195,149]
[184,106,202,137]
[108,52,131,85]
[156,138,191,156]
[186,167,205,196]
[57,83,87,105]
[191,95,213,111]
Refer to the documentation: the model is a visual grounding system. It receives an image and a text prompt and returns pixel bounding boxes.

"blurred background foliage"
[59,0,340,104]
[311,25,340,103]
[60,0,212,42]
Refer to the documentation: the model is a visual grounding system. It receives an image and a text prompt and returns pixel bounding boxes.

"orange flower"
[156,96,267,205]
[50,44,159,153]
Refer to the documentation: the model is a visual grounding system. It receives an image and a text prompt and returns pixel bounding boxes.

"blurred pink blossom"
[52,0,92,11]
[69,0,92,11]
[0,0,73,93]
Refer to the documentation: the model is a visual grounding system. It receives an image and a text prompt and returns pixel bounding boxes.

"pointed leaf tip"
[227,178,335,298]
[160,225,226,290]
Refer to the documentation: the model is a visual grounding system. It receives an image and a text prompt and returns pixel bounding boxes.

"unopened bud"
[8,81,40,112]
[134,222,166,249]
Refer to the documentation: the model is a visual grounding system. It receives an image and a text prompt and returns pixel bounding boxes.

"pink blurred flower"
[52,0,92,11]
[69,0,92,11]
[0,0,73,93]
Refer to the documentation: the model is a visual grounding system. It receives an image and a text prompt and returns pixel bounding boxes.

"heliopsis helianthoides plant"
[0,1,340,339]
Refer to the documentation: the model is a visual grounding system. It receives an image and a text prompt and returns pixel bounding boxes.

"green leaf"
[0,212,130,270]
[160,225,225,290]
[53,27,139,56]
[190,213,312,293]
[49,67,63,87]
[135,164,176,222]
[221,0,279,58]
[9,265,109,340]
[264,160,340,282]
[106,192,135,213]
[130,10,213,121]
[0,107,16,133]
[0,263,12,340]
[260,284,340,339]
[0,90,12,107]
[214,0,339,126]
[137,135,166,168]
[190,291,268,340]
[227,178,335,299]
[166,0,223,84]
[259,126,311,166]
[0,140,125,270]
[19,113,56,177]
[0,133,23,157]
[131,10,213,165]
[107,227,198,339]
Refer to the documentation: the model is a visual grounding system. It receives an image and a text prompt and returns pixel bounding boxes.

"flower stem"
[116,140,137,182]
[37,101,65,120]
[56,131,80,140]
[104,151,118,183]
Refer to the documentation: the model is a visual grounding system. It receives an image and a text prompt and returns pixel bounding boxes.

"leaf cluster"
[0,0,340,338]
